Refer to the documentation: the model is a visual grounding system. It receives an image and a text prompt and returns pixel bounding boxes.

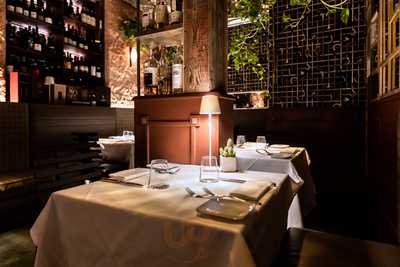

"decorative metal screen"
[227,0,366,109]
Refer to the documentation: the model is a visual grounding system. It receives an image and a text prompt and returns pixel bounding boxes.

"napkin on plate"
[109,168,149,181]
[230,180,274,202]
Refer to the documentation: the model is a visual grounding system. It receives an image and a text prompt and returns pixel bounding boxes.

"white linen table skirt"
[31,165,297,267]
[236,147,317,227]
[98,139,135,168]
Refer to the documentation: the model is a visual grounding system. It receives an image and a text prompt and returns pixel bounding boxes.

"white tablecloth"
[236,147,316,228]
[31,165,300,267]
[98,139,135,168]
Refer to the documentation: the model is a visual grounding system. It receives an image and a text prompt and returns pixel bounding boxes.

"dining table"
[235,144,316,227]
[31,165,303,267]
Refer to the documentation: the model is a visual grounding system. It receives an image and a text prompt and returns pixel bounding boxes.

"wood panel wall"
[0,103,29,172]
[116,108,135,135]
[233,109,366,195]
[29,105,117,157]
[368,93,400,243]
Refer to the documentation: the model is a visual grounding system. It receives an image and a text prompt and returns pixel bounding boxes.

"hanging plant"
[228,0,350,80]
[119,19,141,45]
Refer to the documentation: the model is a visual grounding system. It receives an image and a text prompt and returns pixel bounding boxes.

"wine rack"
[226,0,366,109]
[5,0,108,106]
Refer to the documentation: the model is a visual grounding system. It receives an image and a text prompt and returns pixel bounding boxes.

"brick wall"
[105,0,137,108]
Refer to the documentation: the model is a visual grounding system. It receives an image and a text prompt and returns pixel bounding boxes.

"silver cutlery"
[185,187,210,198]
[219,178,246,183]
[202,187,253,205]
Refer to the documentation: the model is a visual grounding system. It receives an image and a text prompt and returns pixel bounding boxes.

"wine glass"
[236,135,246,146]
[256,136,267,144]
[200,156,219,183]
[147,159,170,189]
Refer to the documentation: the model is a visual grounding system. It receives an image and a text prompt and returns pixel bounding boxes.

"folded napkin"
[230,180,274,202]
[109,168,149,181]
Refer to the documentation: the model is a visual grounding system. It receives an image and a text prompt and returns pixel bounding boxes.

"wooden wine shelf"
[7,11,63,33]
[136,23,183,46]
[7,44,61,62]
[64,16,97,31]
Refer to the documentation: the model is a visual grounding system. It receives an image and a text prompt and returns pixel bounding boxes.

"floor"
[0,227,35,267]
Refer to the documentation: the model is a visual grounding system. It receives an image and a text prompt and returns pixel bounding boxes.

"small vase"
[220,156,237,172]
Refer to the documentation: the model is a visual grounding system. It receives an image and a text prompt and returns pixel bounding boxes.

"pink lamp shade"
[200,95,221,115]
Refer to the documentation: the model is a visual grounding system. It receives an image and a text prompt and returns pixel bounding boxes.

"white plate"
[270,152,292,159]
[269,144,290,149]
[196,199,254,221]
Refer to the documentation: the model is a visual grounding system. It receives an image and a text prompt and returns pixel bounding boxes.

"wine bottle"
[172,46,183,94]
[15,0,24,14]
[43,1,53,24]
[23,0,30,17]
[37,0,44,21]
[144,49,159,95]
[170,0,182,24]
[7,0,16,12]
[30,0,37,19]
[154,1,168,29]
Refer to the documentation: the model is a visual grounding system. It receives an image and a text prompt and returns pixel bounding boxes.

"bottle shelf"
[7,11,63,33]
[7,44,61,62]
[137,23,183,46]
[227,90,269,95]
[63,43,104,61]
[64,16,97,31]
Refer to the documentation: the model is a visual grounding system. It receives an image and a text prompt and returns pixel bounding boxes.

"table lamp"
[200,95,221,159]
[44,76,55,104]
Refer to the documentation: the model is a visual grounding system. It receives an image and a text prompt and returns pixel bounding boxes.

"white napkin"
[109,168,149,181]
[230,180,274,201]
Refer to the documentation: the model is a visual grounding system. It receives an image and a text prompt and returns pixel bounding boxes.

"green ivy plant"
[229,0,350,80]
[120,19,140,44]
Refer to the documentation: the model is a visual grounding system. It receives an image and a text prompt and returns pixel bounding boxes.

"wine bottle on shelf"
[172,46,183,94]
[15,0,24,14]
[154,1,169,29]
[170,0,182,24]
[33,26,42,51]
[96,66,102,79]
[23,0,30,17]
[37,0,45,21]
[144,49,159,95]
[43,1,53,24]
[30,0,38,19]
[7,0,16,12]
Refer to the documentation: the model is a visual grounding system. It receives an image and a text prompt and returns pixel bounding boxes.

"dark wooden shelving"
[63,43,104,60]
[7,44,61,62]
[6,11,64,33]
[136,23,183,46]
[64,16,97,31]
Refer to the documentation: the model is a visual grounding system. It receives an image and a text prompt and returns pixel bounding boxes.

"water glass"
[147,159,170,189]
[200,156,219,183]
[256,136,267,144]
[236,135,246,146]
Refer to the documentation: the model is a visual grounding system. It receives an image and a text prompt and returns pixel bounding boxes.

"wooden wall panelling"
[0,103,29,172]
[134,94,234,167]
[116,108,135,135]
[368,93,400,243]
[29,105,117,157]
[233,109,365,195]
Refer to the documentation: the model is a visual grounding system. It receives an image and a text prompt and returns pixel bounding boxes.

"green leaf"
[340,7,350,24]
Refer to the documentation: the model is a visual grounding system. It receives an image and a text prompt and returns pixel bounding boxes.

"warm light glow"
[0,67,6,102]
[10,72,19,103]
[130,47,137,67]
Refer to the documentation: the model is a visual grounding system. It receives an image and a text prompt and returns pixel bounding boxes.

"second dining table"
[31,165,302,267]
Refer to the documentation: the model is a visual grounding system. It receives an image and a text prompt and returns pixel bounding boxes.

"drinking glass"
[236,135,246,146]
[147,159,170,189]
[200,156,219,183]
[256,136,267,144]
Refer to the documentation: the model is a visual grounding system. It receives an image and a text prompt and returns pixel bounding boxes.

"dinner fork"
[202,187,253,205]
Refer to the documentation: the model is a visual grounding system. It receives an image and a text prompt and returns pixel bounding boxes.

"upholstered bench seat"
[276,227,400,267]
[0,170,35,192]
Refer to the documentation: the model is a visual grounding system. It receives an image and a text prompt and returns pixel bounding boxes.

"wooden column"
[183,0,227,93]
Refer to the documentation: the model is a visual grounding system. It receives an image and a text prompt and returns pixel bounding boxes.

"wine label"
[172,64,183,90]
[15,7,23,14]
[96,71,102,78]
[66,62,72,69]
[145,67,159,86]
[155,5,168,25]
[30,11,37,19]
[7,5,15,12]
[23,9,30,16]
[91,66,96,76]
[45,17,53,24]
[33,43,42,51]
[170,11,182,24]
